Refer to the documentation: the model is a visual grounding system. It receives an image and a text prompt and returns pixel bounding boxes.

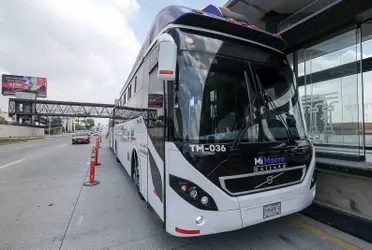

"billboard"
[2,74,47,97]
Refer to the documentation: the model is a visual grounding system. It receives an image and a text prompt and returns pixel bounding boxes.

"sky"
[0,0,371,127]
[0,0,226,116]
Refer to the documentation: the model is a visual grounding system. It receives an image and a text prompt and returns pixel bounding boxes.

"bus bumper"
[240,184,315,228]
[166,184,316,237]
[166,186,243,237]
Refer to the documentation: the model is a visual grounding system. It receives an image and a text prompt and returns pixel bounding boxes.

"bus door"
[146,65,165,221]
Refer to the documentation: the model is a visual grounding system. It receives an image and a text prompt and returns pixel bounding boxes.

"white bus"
[110,4,316,237]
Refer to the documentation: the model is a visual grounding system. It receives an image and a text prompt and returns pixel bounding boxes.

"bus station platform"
[0,135,371,250]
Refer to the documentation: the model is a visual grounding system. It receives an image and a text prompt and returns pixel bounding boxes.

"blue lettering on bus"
[254,156,286,165]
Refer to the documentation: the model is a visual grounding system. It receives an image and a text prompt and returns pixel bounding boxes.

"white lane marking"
[0,143,74,171]
[77,215,84,226]
[17,144,35,149]
[25,144,68,160]
[0,159,25,170]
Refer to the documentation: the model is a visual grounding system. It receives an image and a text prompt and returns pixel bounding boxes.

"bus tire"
[132,151,145,201]
[115,142,120,162]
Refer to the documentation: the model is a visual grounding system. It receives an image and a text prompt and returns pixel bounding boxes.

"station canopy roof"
[223,0,350,60]
[224,0,318,29]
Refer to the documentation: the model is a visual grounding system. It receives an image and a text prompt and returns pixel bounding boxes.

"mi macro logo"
[253,156,286,173]
[254,156,286,166]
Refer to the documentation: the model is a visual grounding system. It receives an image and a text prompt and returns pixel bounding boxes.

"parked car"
[72,132,90,144]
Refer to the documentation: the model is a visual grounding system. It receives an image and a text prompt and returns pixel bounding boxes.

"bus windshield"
[173,29,307,143]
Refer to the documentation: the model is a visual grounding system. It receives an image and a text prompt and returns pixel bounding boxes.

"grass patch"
[0,137,45,145]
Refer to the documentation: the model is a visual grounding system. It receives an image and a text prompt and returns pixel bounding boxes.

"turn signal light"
[251,25,259,29]
[159,70,173,75]
[193,9,203,14]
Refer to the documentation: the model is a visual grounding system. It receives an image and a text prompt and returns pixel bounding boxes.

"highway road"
[0,134,92,249]
[0,135,370,250]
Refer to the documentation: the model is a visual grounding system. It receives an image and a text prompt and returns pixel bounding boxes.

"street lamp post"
[48,117,51,135]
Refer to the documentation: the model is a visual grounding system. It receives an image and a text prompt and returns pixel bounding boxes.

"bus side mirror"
[157,33,177,82]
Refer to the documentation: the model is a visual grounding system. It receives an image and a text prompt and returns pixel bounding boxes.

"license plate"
[263,202,281,218]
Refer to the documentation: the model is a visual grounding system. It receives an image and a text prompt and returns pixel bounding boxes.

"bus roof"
[118,4,286,104]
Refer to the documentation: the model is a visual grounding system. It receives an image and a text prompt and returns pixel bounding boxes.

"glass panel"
[128,85,132,99]
[148,66,165,159]
[287,53,294,70]
[176,52,255,142]
[362,21,372,153]
[298,30,360,76]
[299,28,363,158]
[362,20,372,59]
[173,29,307,144]
[356,28,364,155]
[362,70,372,147]
[297,49,306,77]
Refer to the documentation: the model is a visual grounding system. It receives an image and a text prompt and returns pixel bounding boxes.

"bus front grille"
[218,165,306,196]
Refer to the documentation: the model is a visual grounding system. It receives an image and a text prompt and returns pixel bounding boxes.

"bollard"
[83,146,100,186]
[95,141,101,166]
[96,136,100,148]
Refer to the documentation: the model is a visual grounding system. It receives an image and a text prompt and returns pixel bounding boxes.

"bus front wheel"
[132,152,145,201]
[115,142,120,162]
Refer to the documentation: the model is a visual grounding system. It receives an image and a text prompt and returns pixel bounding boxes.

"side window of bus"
[148,65,165,159]
[150,45,158,69]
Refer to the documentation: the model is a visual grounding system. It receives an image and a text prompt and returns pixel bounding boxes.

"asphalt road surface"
[0,134,92,249]
[0,135,370,250]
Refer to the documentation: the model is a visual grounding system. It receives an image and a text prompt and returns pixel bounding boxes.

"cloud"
[0,0,141,112]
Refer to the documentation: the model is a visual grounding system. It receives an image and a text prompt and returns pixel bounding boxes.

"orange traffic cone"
[83,146,100,186]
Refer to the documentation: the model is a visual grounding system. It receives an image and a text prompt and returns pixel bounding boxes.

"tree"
[0,116,7,124]
[86,118,95,129]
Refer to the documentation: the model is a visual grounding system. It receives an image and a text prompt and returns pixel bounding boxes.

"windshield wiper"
[255,75,296,146]
[230,115,247,150]
[231,70,256,149]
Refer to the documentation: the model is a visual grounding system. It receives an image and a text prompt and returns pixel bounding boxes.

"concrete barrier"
[0,124,44,138]
[315,169,372,221]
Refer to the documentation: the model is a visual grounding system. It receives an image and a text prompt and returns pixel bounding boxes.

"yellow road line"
[289,218,361,250]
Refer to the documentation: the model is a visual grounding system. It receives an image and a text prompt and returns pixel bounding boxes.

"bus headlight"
[189,188,198,199]
[169,174,218,211]
[200,196,209,205]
